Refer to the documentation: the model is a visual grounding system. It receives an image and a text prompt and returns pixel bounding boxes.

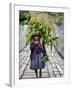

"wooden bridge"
[19,45,64,79]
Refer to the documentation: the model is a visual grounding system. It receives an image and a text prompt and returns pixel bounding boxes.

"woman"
[30,33,45,78]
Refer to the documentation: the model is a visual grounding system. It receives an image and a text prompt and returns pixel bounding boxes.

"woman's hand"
[38,43,42,48]
[34,41,39,44]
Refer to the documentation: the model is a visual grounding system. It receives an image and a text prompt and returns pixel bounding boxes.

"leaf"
[41,54,49,63]
[52,37,59,40]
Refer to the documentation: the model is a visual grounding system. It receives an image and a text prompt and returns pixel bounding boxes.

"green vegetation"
[48,12,64,26]
[19,11,31,25]
[19,11,64,62]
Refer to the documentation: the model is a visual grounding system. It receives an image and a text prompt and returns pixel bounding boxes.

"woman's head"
[31,33,41,41]
[33,36,40,41]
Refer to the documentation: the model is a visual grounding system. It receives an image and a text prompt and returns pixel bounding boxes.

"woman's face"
[33,36,40,41]
[33,36,40,44]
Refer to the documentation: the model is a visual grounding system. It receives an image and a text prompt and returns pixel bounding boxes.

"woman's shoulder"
[30,41,36,46]
[31,41,36,44]
[30,41,34,45]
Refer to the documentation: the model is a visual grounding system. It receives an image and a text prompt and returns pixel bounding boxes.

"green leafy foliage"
[19,11,31,25]
[41,54,49,63]
[48,12,64,26]
[19,11,64,62]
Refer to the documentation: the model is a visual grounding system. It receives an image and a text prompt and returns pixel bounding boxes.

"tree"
[19,11,31,25]
[48,12,64,26]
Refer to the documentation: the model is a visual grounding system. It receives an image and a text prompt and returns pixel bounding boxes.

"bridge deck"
[19,45,64,79]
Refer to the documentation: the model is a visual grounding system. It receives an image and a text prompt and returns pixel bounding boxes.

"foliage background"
[19,11,64,62]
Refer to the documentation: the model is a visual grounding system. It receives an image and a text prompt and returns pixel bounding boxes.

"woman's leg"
[39,69,42,78]
[35,69,38,78]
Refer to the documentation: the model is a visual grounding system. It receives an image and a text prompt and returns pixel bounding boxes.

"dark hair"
[31,33,41,40]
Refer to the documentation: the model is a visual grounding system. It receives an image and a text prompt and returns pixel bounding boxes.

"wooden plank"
[19,46,64,79]
[19,57,30,79]
[22,72,36,79]
[47,61,56,78]
[19,56,28,69]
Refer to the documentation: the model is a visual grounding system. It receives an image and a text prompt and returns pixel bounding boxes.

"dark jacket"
[30,42,46,60]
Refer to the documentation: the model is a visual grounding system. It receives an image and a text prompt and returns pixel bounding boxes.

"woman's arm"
[38,43,46,54]
[38,43,42,48]
[30,42,37,50]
